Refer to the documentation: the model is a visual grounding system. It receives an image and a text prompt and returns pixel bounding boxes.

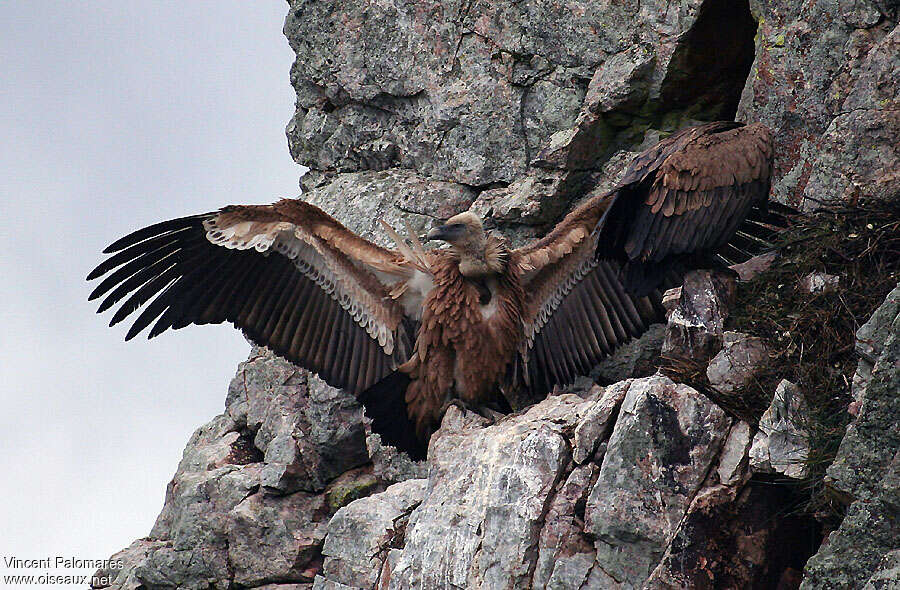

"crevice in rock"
[752,478,824,588]
[519,86,534,165]
[523,442,576,588]
[658,0,758,121]
[226,429,265,466]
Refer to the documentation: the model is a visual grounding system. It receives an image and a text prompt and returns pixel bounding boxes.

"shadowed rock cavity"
[659,0,758,121]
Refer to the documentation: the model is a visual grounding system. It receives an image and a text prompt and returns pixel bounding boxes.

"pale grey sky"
[1,1,301,582]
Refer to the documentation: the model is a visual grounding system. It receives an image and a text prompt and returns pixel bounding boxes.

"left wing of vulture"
[87,199,421,394]
[511,195,672,398]
[596,121,774,294]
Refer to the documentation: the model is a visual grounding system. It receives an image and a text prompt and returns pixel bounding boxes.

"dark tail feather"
[624,202,798,294]
[357,371,427,461]
[715,201,798,265]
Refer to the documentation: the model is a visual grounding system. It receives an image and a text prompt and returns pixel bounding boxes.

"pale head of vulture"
[427,212,504,278]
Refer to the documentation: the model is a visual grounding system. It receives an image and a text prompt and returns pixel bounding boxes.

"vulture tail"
[357,371,426,461]
[714,200,799,266]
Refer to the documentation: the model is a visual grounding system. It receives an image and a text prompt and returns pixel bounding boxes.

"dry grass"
[725,201,900,526]
[660,201,899,528]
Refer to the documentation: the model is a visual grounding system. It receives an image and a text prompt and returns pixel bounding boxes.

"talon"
[440,398,469,416]
[476,407,506,424]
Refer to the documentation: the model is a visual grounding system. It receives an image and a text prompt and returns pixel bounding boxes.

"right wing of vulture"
[87,199,423,394]
[596,121,775,294]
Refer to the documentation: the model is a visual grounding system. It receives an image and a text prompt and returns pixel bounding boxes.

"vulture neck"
[453,234,507,278]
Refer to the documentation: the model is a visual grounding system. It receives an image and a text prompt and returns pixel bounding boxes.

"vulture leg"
[439,393,511,424]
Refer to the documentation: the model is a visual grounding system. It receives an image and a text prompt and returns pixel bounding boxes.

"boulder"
[749,380,810,479]
[662,270,737,364]
[706,331,771,395]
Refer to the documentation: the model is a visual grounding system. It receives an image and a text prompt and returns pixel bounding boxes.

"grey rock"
[825,293,900,501]
[585,375,730,585]
[662,271,737,364]
[90,539,168,590]
[840,0,885,28]
[471,168,578,227]
[843,23,900,112]
[284,0,746,188]
[799,22,900,209]
[593,323,666,384]
[738,2,897,207]
[300,169,477,246]
[850,282,900,415]
[388,395,587,589]
[798,271,841,294]
[863,550,900,590]
[802,451,900,589]
[573,380,629,464]
[312,577,360,590]
[227,491,330,587]
[584,45,657,116]
[801,284,900,588]
[706,331,771,395]
[533,464,598,589]
[749,380,810,479]
[321,479,426,589]
[545,552,596,590]
[227,348,369,494]
[801,108,900,209]
[366,434,429,487]
[856,282,900,363]
[717,421,753,487]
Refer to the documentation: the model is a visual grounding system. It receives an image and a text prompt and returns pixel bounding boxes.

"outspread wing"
[88,199,422,394]
[510,197,669,398]
[597,121,774,293]
[508,121,776,396]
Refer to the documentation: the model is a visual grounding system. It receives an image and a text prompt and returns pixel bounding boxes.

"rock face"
[801,282,900,590]
[315,379,791,590]
[94,0,900,588]
[737,0,899,208]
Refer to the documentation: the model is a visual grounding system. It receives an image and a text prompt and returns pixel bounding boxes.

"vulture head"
[427,212,503,277]
[427,212,485,248]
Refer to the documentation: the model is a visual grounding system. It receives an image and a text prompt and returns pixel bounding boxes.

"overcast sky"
[1,1,301,583]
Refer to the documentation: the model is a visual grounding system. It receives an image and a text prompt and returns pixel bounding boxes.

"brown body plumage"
[401,247,525,442]
[88,121,783,459]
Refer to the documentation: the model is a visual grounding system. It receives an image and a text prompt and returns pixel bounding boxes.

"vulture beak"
[426,223,465,242]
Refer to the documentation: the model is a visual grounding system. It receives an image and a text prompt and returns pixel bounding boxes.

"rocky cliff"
[94,0,899,588]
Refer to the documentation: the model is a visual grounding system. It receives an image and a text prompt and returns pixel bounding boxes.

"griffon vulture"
[89,121,779,459]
